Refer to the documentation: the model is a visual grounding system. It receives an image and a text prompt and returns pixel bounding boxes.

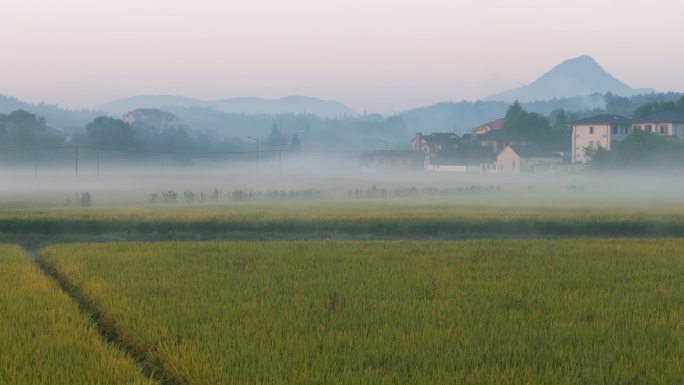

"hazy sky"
[1,0,682,113]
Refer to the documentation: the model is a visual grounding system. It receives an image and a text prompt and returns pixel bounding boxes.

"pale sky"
[1,0,682,113]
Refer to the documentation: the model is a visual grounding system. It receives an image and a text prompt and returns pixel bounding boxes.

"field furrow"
[39,240,684,385]
[0,244,156,385]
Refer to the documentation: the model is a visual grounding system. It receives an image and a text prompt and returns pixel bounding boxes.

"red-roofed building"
[472,118,506,135]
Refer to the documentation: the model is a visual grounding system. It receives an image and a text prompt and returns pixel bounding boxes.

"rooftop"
[477,127,528,142]
[507,145,563,158]
[572,114,631,126]
[473,118,506,132]
[632,111,684,124]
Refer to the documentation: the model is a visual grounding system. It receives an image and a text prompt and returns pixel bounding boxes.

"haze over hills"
[98,95,357,117]
[485,55,655,103]
[1,54,678,138]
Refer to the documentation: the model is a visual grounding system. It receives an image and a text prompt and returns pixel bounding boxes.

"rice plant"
[39,240,684,385]
[0,244,155,385]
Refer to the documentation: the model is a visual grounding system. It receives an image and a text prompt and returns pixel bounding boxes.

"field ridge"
[33,246,186,385]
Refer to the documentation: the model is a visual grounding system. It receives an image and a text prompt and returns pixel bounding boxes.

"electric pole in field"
[247,136,259,173]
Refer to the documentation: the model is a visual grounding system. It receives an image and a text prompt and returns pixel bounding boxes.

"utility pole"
[75,145,79,177]
[377,139,389,150]
[247,136,259,173]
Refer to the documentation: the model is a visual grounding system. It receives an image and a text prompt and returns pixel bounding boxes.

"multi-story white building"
[631,111,684,139]
[571,115,631,163]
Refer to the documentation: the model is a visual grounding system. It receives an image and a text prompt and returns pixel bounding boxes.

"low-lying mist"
[2,152,683,209]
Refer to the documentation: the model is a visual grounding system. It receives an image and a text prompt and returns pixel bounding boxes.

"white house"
[496,145,564,174]
[571,115,631,163]
[631,111,684,138]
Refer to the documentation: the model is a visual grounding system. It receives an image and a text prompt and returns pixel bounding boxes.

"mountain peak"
[485,55,654,102]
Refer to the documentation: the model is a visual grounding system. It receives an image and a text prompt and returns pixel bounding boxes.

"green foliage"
[590,130,684,169]
[79,192,92,207]
[633,95,684,118]
[0,109,64,148]
[0,245,154,385]
[80,116,143,150]
[502,102,570,149]
[290,133,302,151]
[262,123,290,150]
[39,240,684,385]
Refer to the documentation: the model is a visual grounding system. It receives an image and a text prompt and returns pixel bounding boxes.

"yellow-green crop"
[0,244,155,385]
[40,240,684,384]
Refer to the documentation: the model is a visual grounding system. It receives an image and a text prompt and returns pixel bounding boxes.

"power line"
[0,145,382,156]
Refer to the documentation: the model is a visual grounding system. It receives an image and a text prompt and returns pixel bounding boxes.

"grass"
[39,240,684,385]
[0,244,155,385]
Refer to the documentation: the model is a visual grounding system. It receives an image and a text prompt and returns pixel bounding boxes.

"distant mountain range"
[1,54,677,138]
[485,55,655,102]
[98,95,357,117]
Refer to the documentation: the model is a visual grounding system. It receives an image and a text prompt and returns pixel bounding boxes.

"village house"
[475,128,530,154]
[571,114,631,163]
[411,132,460,158]
[631,111,684,138]
[472,118,506,135]
[360,150,425,172]
[496,145,564,174]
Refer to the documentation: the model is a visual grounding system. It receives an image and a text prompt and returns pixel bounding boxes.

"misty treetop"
[587,129,684,170]
[500,101,570,150]
[80,116,144,150]
[632,95,684,118]
[0,109,64,148]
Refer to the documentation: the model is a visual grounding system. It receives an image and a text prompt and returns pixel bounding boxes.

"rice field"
[4,200,684,240]
[39,240,684,385]
[0,244,155,385]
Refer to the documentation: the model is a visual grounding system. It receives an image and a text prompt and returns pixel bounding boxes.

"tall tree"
[81,117,142,150]
[290,134,302,152]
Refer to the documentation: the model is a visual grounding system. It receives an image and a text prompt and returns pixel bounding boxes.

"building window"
[660,125,667,134]
[589,127,594,134]
[611,126,618,135]
[589,140,594,148]
[646,125,653,132]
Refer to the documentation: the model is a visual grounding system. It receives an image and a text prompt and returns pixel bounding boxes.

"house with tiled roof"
[475,127,530,154]
[631,111,684,138]
[571,114,631,163]
[472,118,506,135]
[411,132,461,159]
[496,145,564,174]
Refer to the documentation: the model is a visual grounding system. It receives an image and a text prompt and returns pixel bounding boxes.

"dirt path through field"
[21,244,182,385]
